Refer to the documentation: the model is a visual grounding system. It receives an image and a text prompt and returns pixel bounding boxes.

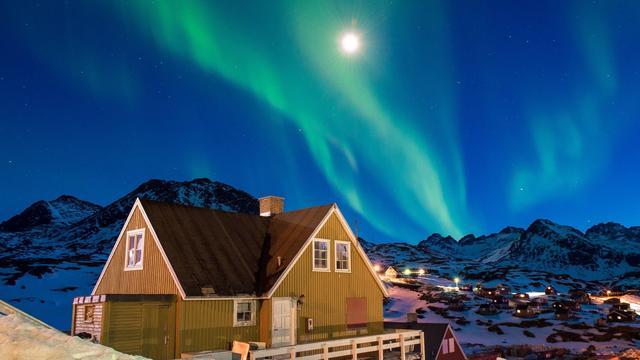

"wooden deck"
[250,329,424,360]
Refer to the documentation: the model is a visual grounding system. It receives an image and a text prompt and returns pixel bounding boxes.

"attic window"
[312,239,330,271]
[125,229,144,270]
[335,241,351,272]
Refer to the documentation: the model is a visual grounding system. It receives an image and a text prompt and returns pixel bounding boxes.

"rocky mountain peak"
[0,195,101,232]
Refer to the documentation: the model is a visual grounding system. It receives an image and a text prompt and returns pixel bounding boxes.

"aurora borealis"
[1,1,640,243]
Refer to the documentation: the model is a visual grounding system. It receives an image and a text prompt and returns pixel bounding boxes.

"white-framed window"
[312,239,330,271]
[335,241,351,272]
[441,338,455,354]
[233,300,256,327]
[124,229,144,270]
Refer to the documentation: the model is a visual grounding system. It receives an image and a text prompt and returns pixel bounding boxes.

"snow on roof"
[0,314,148,360]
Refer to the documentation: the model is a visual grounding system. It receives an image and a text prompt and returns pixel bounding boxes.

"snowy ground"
[0,263,98,330]
[383,277,640,355]
[0,313,147,359]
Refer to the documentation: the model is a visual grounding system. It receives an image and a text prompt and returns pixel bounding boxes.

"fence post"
[351,339,357,360]
[250,352,256,360]
[290,348,296,360]
[419,332,425,360]
[399,334,406,360]
[323,343,329,360]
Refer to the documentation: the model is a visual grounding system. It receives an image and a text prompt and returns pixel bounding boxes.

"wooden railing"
[250,330,424,360]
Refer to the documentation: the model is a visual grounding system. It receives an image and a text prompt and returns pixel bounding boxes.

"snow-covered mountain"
[366,219,640,288]
[0,178,258,329]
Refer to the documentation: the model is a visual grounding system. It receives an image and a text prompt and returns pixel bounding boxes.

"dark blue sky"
[1,1,640,243]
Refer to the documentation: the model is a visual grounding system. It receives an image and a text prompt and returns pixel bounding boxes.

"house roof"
[139,199,333,297]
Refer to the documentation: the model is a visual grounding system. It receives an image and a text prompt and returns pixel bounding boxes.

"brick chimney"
[259,196,284,216]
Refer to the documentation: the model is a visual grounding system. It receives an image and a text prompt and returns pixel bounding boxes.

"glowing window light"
[418,269,426,276]
[373,264,381,272]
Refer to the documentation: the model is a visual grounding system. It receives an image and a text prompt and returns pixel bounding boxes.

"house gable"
[436,326,467,360]
[271,210,385,342]
[92,200,184,297]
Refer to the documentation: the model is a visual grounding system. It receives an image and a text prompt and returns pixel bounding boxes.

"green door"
[142,304,174,360]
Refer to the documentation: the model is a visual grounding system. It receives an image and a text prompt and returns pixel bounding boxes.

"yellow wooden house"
[71,196,388,359]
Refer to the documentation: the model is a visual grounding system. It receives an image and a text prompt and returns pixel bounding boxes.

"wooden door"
[272,298,295,347]
[142,304,174,360]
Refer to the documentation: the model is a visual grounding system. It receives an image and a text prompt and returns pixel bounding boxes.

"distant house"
[476,287,498,299]
[385,266,399,279]
[545,285,557,296]
[458,284,473,292]
[495,284,510,295]
[612,303,631,312]
[568,289,591,304]
[477,303,498,315]
[552,300,580,312]
[422,323,467,360]
[385,322,465,360]
[512,292,529,300]
[513,304,535,318]
[608,309,637,323]
[71,197,388,359]
[491,296,510,309]
[554,308,571,321]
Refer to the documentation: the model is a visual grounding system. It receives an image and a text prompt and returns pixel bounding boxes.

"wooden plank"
[419,332,425,360]
[322,343,329,360]
[351,339,357,360]
[399,334,405,360]
[377,337,383,360]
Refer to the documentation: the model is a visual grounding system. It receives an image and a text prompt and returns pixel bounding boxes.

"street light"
[418,269,426,276]
[454,277,460,290]
[403,268,412,276]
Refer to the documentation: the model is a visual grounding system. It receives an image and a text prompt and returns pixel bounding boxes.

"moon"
[340,32,361,55]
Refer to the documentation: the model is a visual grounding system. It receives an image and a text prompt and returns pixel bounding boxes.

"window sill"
[124,266,143,271]
[233,321,256,327]
[312,268,331,272]
[336,270,351,273]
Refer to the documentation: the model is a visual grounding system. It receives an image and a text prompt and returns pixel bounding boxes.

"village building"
[491,296,510,309]
[385,266,399,279]
[568,289,591,304]
[495,284,510,295]
[545,285,557,296]
[554,308,571,321]
[476,287,498,299]
[385,322,465,360]
[513,304,535,318]
[70,197,394,359]
[552,300,581,312]
[477,303,498,315]
[608,309,637,323]
[512,292,529,300]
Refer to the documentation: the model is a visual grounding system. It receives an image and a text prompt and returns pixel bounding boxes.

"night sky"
[2,1,640,243]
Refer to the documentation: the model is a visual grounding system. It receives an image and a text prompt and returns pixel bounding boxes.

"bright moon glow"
[340,32,361,54]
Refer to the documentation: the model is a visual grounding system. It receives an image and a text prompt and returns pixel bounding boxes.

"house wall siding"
[73,303,104,341]
[179,299,261,353]
[272,213,384,344]
[93,207,180,295]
